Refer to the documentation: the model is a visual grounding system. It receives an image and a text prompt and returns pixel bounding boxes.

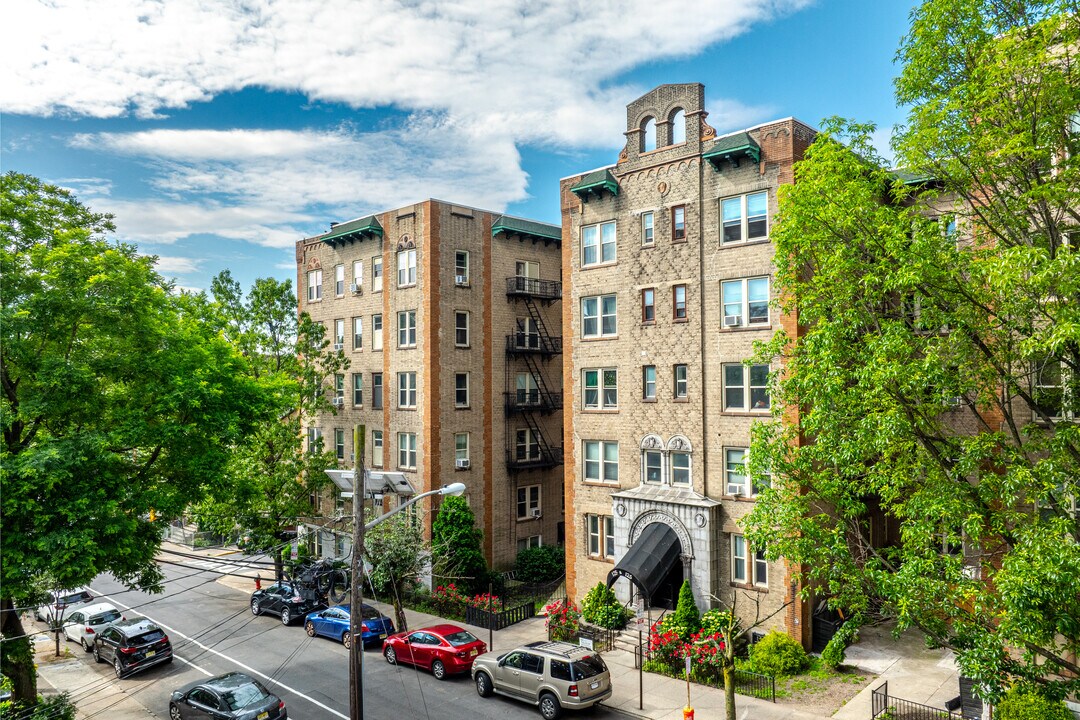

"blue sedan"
[304,604,395,649]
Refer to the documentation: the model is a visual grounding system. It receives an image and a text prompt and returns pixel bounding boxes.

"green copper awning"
[890,169,937,186]
[492,215,561,246]
[703,132,762,171]
[320,215,383,247]
[570,168,619,201]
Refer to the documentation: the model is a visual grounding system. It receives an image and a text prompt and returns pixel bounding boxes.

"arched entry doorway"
[606,521,684,609]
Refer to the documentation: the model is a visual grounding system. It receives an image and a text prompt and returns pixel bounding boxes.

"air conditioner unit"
[455,458,470,470]
[455,275,468,286]
[723,315,741,328]
[350,283,363,295]
[332,397,344,407]
[333,343,344,351]
[729,487,744,497]
[946,396,963,408]
[531,508,542,519]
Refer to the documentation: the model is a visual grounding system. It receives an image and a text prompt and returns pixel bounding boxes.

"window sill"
[641,320,656,326]
[581,335,619,342]
[582,481,621,488]
[729,582,768,594]
[455,345,471,350]
[581,261,618,271]
[673,397,690,403]
[397,407,418,412]
[673,317,688,324]
[722,410,771,416]
[641,242,655,249]
[587,555,616,565]
[642,397,658,403]
[455,404,471,410]
[582,408,619,414]
[719,324,771,332]
[397,467,417,473]
[723,494,758,502]
[308,298,323,304]
[720,238,771,249]
[398,346,417,350]
[397,283,417,290]
[672,237,687,244]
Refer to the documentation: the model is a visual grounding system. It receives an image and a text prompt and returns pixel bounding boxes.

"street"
[49,557,635,720]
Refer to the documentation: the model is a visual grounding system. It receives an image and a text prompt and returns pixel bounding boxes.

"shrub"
[544,599,581,642]
[515,545,564,583]
[581,582,629,629]
[995,686,1072,720]
[748,630,809,677]
[671,580,701,639]
[648,621,687,667]
[821,616,861,669]
[699,608,739,638]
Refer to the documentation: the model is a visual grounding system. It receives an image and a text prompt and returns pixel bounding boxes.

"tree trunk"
[723,661,736,720]
[274,547,284,584]
[1,597,38,704]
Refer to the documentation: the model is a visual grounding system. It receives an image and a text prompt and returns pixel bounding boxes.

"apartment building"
[295,200,565,571]
[561,84,816,645]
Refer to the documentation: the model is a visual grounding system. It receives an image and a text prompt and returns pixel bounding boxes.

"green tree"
[364,507,427,632]
[745,1,1080,701]
[0,173,263,703]
[430,495,489,594]
[671,579,700,639]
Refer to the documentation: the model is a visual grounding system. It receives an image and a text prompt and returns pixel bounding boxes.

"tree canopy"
[431,495,489,594]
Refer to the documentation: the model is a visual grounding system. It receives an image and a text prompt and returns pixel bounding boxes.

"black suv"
[93,618,173,678]
[250,582,325,626]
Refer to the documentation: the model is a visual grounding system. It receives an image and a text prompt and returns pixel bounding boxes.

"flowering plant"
[432,584,504,614]
[544,598,581,642]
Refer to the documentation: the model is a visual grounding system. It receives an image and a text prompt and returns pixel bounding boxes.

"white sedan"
[62,602,124,652]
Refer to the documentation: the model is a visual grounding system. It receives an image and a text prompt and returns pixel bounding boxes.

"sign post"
[683,655,694,720]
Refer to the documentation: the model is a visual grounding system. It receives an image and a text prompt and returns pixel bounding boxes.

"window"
[643,449,663,483]
[670,452,690,485]
[723,364,770,411]
[515,317,539,349]
[642,117,656,152]
[670,108,686,144]
[731,535,747,583]
[516,260,539,280]
[397,372,417,408]
[722,191,768,243]
[642,365,656,400]
[673,285,687,320]
[352,260,363,289]
[581,221,616,267]
[641,212,654,246]
[372,256,383,292]
[306,427,322,454]
[398,432,417,469]
[517,485,541,520]
[334,428,345,460]
[641,288,655,323]
[306,270,322,301]
[371,372,383,409]
[397,249,416,286]
[754,549,769,587]
[586,515,616,558]
[516,428,540,461]
[583,440,619,483]
[335,264,345,296]
[397,310,416,348]
[455,311,469,347]
[672,206,685,241]
[582,294,617,338]
[334,319,345,348]
[455,433,469,462]
[674,364,688,399]
[722,277,769,328]
[1033,356,1073,420]
[372,314,383,351]
[352,373,363,406]
[335,374,345,404]
[517,536,542,552]
[725,448,747,495]
[604,516,615,558]
[455,373,469,407]
[372,430,383,467]
[583,368,617,410]
[516,373,539,405]
[455,251,469,284]
[587,514,601,556]
[731,535,767,586]
[352,317,363,349]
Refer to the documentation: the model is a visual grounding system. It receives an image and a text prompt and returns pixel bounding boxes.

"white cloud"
[151,255,202,274]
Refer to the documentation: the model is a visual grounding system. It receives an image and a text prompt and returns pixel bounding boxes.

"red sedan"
[382,624,487,680]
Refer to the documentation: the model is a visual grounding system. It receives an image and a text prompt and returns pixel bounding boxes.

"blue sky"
[2,0,918,294]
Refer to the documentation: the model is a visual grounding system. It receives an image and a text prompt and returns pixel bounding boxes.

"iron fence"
[466,601,536,631]
[871,681,960,720]
[733,669,776,702]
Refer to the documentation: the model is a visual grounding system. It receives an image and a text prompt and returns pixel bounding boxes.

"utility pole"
[349,424,366,720]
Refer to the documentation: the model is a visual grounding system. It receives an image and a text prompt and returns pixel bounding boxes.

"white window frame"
[455,251,470,284]
[397,310,416,348]
[372,430,383,467]
[674,364,688,399]
[725,448,748,496]
[723,363,770,412]
[455,372,469,408]
[581,220,616,267]
[582,368,617,410]
[352,316,363,350]
[517,484,541,520]
[307,270,323,302]
[641,212,654,246]
[731,535,748,583]
[307,426,322,454]
[672,205,686,242]
[334,319,345,347]
[581,294,617,339]
[334,264,345,296]
[583,440,619,484]
[722,277,770,328]
[516,428,540,461]
[352,260,363,289]
[455,311,470,347]
[371,372,383,409]
[455,432,469,462]
[721,191,768,244]
[517,535,542,552]
[754,548,769,587]
[516,372,539,406]
[587,514,615,558]
[372,314,383,351]
[398,432,417,470]
[334,428,345,460]
[372,256,383,292]
[397,248,417,287]
[335,374,345,403]
[352,373,363,406]
[397,372,417,409]
[1033,356,1073,421]
[643,449,663,484]
[670,451,690,485]
[642,365,656,400]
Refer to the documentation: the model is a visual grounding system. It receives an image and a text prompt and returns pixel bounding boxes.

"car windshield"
[90,610,121,625]
[222,682,268,710]
[444,630,478,646]
[130,629,164,645]
[59,592,89,605]
[360,606,382,620]
[571,656,607,680]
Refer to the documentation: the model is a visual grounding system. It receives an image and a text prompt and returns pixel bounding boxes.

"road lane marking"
[91,586,344,719]
[172,654,214,676]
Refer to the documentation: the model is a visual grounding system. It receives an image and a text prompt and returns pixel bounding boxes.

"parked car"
[92,617,173,678]
[62,602,124,652]
[34,588,94,626]
[169,671,287,720]
[304,604,394,649]
[250,582,324,626]
[471,641,612,720]
[383,624,487,680]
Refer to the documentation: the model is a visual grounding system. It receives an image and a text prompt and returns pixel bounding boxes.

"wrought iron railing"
[465,602,536,631]
[503,389,563,415]
[505,334,562,355]
[506,276,562,300]
[871,681,961,720]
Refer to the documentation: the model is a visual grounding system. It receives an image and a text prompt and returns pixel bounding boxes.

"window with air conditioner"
[455,433,469,468]
[334,319,345,350]
[352,260,363,291]
[722,277,770,328]
[334,374,344,406]
[517,484,541,520]
[455,251,469,285]
[725,448,748,495]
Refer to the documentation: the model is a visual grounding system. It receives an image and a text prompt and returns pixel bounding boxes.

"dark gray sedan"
[169,672,287,720]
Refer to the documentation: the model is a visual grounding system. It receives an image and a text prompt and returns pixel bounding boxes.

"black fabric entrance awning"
[606,522,682,602]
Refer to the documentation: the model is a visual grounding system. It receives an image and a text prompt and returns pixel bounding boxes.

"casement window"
[371,372,383,409]
[455,433,469,463]
[372,314,383,351]
[516,373,539,405]
[397,310,417,348]
[586,514,616,558]
[721,191,768,243]
[581,220,616,267]
[583,368,617,410]
[397,249,417,287]
[582,294,617,338]
[723,363,770,411]
[306,427,322,454]
[643,449,663,484]
[674,364,688,399]
[455,372,469,407]
[306,270,322,301]
[334,264,345,296]
[642,288,655,323]
[352,317,363,350]
[372,257,383,292]
[516,429,540,461]
[672,205,686,241]
[371,430,383,467]
[334,319,345,349]
[517,536,542,552]
[673,285,687,320]
[455,311,470,347]
[335,374,345,404]
[334,428,345,460]
[455,251,470,285]
[352,260,363,289]
[517,485,541,520]
[583,440,619,483]
[398,432,417,469]
[397,372,417,408]
[641,212,654,246]
[721,277,770,328]
[352,373,363,406]
[725,448,748,495]
[670,451,690,485]
[642,365,656,400]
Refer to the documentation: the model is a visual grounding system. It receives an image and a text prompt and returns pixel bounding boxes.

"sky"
[2,0,919,294]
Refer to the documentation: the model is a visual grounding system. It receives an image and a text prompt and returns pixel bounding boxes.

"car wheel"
[342,632,352,650]
[475,671,493,698]
[384,646,397,665]
[93,644,103,664]
[113,656,124,679]
[169,703,182,720]
[251,598,261,616]
[305,621,316,637]
[538,692,562,720]
[431,660,446,680]
[81,638,91,653]
[280,607,291,626]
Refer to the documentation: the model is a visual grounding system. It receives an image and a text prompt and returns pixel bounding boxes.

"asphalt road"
[61,557,634,720]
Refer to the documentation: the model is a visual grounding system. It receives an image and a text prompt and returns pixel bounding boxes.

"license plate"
[145,651,155,658]
[379,634,387,639]
[590,681,599,690]
[257,713,269,720]
[470,650,477,657]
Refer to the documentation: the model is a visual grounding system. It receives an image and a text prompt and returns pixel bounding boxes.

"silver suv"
[471,640,612,720]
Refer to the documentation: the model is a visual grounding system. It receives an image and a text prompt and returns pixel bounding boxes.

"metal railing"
[505,445,563,470]
[503,389,563,415]
[506,276,562,300]
[466,601,536,631]
[505,333,563,355]
[872,681,960,720]
[733,669,776,703]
